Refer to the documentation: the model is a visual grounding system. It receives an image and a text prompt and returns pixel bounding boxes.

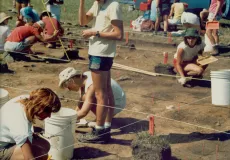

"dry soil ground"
[1,26,230,160]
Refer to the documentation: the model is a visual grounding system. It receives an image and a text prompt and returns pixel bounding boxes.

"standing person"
[58,67,126,142]
[173,28,207,86]
[78,0,124,143]
[0,88,61,160]
[153,0,170,36]
[40,11,64,48]
[168,3,188,25]
[206,0,225,55]
[46,0,64,22]
[0,13,12,53]
[15,0,31,18]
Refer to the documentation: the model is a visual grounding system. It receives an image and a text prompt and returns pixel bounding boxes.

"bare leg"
[212,29,219,44]
[155,16,161,32]
[91,70,109,127]
[105,71,115,124]
[10,136,50,160]
[16,2,21,18]
[163,15,168,32]
[184,63,204,76]
[206,29,215,45]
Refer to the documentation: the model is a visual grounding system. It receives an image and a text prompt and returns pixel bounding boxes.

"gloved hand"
[178,77,187,85]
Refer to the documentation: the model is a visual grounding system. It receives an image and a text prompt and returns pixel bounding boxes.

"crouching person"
[59,67,126,143]
[173,28,207,86]
[4,20,59,54]
[40,11,64,48]
[0,88,61,160]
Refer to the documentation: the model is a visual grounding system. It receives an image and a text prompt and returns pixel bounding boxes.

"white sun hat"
[36,20,45,29]
[59,67,82,88]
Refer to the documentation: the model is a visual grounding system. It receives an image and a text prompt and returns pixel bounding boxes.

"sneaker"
[163,31,167,37]
[210,45,219,56]
[78,128,110,144]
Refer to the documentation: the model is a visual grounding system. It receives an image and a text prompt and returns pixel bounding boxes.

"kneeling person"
[59,67,126,143]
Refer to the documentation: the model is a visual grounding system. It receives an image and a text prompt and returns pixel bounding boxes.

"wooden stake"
[149,116,154,135]
[125,32,129,45]
[216,144,219,160]
[168,32,172,43]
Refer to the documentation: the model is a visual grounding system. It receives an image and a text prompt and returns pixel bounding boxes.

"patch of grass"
[1,0,141,28]
[131,131,172,160]
[132,131,170,149]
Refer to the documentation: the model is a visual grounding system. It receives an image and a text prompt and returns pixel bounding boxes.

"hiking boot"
[104,127,111,140]
[78,128,110,144]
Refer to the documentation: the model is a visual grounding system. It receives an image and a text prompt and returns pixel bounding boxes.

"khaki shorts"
[0,144,16,160]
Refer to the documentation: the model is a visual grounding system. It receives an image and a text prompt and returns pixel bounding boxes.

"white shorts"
[168,18,181,25]
[114,93,126,115]
[208,12,222,21]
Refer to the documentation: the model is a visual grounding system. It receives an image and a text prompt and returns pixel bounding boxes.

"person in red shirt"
[4,20,59,54]
[40,11,64,48]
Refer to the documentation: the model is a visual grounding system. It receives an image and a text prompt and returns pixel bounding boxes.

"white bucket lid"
[51,107,77,118]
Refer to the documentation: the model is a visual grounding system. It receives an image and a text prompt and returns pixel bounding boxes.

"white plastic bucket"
[211,70,230,106]
[45,107,77,160]
[0,88,9,108]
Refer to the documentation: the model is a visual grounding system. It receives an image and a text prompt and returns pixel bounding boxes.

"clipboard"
[197,56,218,66]
[206,21,219,30]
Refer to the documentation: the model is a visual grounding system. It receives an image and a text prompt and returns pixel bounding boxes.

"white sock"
[104,122,111,128]
[95,125,104,130]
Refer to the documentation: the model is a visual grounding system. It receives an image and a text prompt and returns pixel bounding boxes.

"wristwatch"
[95,31,100,38]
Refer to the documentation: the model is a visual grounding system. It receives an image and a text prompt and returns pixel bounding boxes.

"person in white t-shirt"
[59,67,126,143]
[0,88,61,160]
[78,0,124,143]
[0,12,12,53]
[173,28,207,86]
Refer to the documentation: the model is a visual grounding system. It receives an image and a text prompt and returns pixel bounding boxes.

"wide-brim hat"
[59,67,82,88]
[185,28,200,37]
[0,12,12,24]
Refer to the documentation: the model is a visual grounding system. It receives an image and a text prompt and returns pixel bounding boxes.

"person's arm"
[79,0,94,26]
[76,86,96,120]
[169,4,175,19]
[82,20,123,41]
[213,0,222,18]
[35,30,59,42]
[176,48,185,77]
[21,139,34,160]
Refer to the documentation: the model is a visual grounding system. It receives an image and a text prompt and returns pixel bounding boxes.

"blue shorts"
[89,55,113,71]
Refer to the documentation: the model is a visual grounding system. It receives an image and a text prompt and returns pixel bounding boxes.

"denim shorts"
[89,55,113,71]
